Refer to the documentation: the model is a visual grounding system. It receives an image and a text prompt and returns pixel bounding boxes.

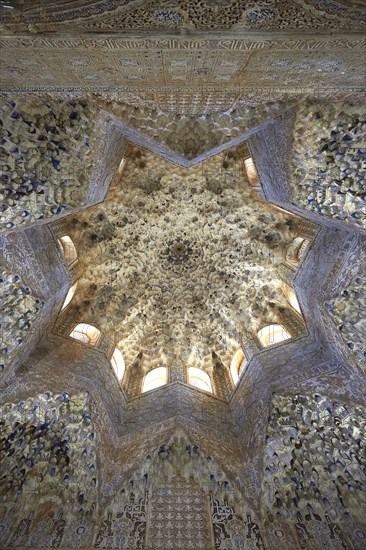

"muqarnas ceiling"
[59,144,308,373]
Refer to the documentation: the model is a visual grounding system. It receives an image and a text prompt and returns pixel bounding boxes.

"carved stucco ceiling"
[61,143,308,371]
[0,41,364,94]
[1,0,365,118]
[1,0,365,30]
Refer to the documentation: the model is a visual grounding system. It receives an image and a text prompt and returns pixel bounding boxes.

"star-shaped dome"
[57,144,307,376]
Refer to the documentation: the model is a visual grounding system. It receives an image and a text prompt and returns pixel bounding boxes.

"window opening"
[111,347,125,382]
[118,157,126,174]
[257,324,291,347]
[58,235,77,265]
[188,366,212,393]
[286,237,309,265]
[283,283,301,314]
[142,366,167,393]
[244,157,259,186]
[69,323,101,346]
[230,349,246,384]
[61,282,78,311]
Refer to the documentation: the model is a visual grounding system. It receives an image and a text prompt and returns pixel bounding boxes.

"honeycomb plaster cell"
[92,96,288,159]
[327,275,366,375]
[263,393,366,548]
[0,391,97,547]
[0,95,97,231]
[290,99,366,229]
[0,270,43,373]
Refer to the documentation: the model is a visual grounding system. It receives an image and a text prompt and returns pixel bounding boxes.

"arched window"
[69,323,101,347]
[111,347,125,382]
[118,157,126,174]
[286,237,309,265]
[244,157,259,186]
[230,349,247,385]
[142,367,167,393]
[257,324,291,347]
[61,282,78,311]
[188,367,212,393]
[58,235,77,266]
[283,283,301,315]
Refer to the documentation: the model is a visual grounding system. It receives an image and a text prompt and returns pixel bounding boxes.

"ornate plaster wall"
[0,269,43,373]
[0,96,97,231]
[250,101,366,233]
[0,223,71,380]
[0,95,128,233]
[0,4,365,547]
[327,274,366,376]
[0,391,98,548]
[261,392,366,549]
[289,98,366,230]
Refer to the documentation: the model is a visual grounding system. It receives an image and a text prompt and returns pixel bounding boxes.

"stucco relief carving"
[149,477,212,549]
[0,95,97,231]
[261,392,366,549]
[289,98,366,230]
[96,431,264,550]
[326,274,366,375]
[0,269,43,374]
[0,391,98,548]
[0,36,364,107]
[1,0,364,31]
